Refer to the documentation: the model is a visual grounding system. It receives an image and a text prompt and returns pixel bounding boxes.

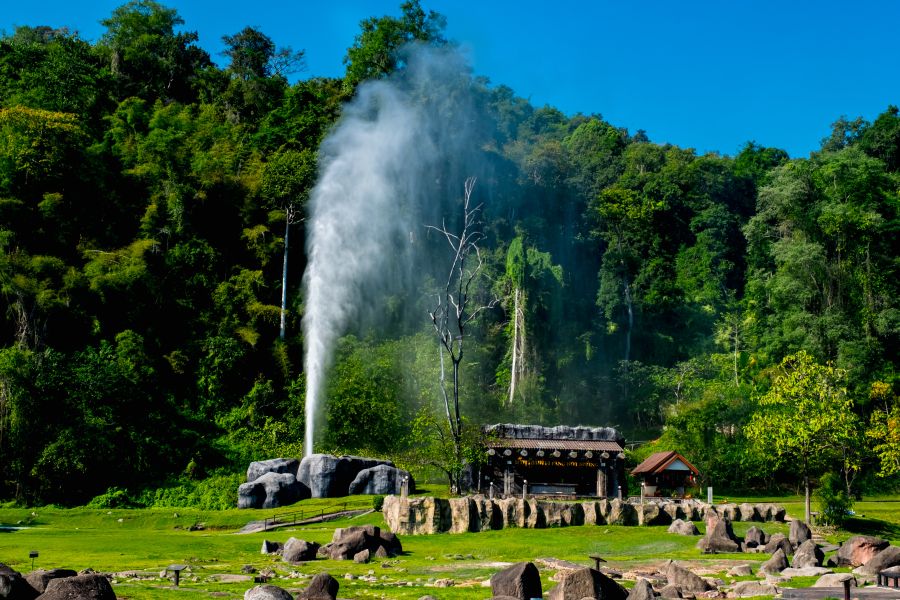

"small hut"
[631,451,699,497]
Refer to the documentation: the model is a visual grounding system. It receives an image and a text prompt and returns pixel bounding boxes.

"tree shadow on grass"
[843,516,900,541]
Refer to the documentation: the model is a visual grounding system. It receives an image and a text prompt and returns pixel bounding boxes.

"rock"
[382,496,450,535]
[543,501,584,528]
[729,581,777,597]
[608,499,638,526]
[583,501,606,526]
[483,423,624,443]
[247,458,300,483]
[353,549,370,564]
[665,562,713,593]
[737,503,758,522]
[25,569,77,594]
[433,578,454,587]
[726,564,752,577]
[763,533,792,557]
[238,472,310,509]
[547,567,628,600]
[38,574,115,600]
[297,454,392,498]
[261,540,284,555]
[854,545,900,576]
[245,584,294,600]
[780,567,832,578]
[627,577,657,600]
[696,514,740,553]
[792,539,824,568]
[812,573,856,587]
[667,519,699,536]
[788,519,812,549]
[0,563,37,600]
[638,503,672,526]
[326,525,398,560]
[348,464,414,495]
[241,565,257,574]
[297,572,339,600]
[760,548,789,575]
[379,531,403,556]
[472,496,504,531]
[658,583,682,598]
[755,503,786,522]
[743,526,768,548]
[448,497,479,533]
[835,535,889,567]
[490,562,542,600]
[283,538,321,563]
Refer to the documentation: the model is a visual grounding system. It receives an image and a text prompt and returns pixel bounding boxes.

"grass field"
[0,496,896,599]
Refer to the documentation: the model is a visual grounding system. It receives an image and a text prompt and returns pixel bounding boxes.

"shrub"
[816,472,853,526]
[372,495,385,511]
[87,487,135,509]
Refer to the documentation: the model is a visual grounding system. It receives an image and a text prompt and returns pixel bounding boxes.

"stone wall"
[382,495,785,535]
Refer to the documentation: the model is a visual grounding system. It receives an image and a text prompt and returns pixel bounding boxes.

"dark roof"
[486,438,624,452]
[631,451,699,476]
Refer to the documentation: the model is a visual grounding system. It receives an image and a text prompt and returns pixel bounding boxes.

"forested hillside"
[0,1,897,506]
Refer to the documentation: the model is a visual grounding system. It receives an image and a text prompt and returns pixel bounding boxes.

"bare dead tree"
[427,177,495,492]
[279,202,300,340]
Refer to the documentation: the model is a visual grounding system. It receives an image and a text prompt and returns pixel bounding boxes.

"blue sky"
[3,1,898,157]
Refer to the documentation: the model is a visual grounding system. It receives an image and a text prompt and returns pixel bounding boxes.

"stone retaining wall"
[382,495,785,535]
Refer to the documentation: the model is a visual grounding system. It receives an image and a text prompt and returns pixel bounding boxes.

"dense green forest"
[0,1,897,507]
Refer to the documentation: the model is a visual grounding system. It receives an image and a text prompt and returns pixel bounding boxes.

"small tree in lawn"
[427,177,494,493]
[745,351,860,524]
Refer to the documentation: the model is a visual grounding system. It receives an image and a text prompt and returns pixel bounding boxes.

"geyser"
[302,45,478,456]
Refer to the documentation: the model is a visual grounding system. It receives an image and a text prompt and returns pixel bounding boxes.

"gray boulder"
[238,472,310,509]
[261,540,283,555]
[283,538,320,563]
[25,569,77,594]
[665,562,712,593]
[547,567,628,600]
[667,519,699,536]
[348,464,413,495]
[763,533,793,557]
[38,574,115,600]
[730,581,778,597]
[813,573,856,588]
[0,563,37,600]
[854,545,900,576]
[353,549,370,564]
[792,539,824,568]
[638,503,671,526]
[726,564,753,577]
[744,525,768,548]
[658,583,681,598]
[607,499,638,526]
[835,535,889,567]
[324,525,399,560]
[696,514,740,553]
[297,572,338,600]
[627,577,657,600]
[789,519,812,549]
[490,562,542,600]
[247,458,300,483]
[760,548,789,575]
[297,454,393,498]
[245,585,294,600]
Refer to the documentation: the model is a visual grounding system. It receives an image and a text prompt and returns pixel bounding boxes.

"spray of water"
[302,46,478,456]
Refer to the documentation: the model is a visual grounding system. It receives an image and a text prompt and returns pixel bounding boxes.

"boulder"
[696,514,740,553]
[760,548,789,575]
[726,564,753,577]
[379,531,403,556]
[325,525,399,560]
[348,464,414,495]
[472,496,503,531]
[791,539,824,568]
[638,503,672,526]
[282,538,320,563]
[788,519,812,549]
[353,549,369,564]
[382,495,450,535]
[737,503,758,522]
[261,540,283,555]
[854,545,900,576]
[744,526,768,548]
[665,562,713,593]
[0,563,37,600]
[667,519,699,536]
[547,567,628,600]
[490,562,542,600]
[763,533,793,557]
[25,569,77,594]
[496,498,525,528]
[835,535,889,567]
[756,503,786,521]
[38,574,115,600]
[238,472,310,509]
[297,572,339,600]
[812,573,856,588]
[543,501,584,528]
[583,501,606,526]
[607,499,638,526]
[627,577,657,600]
[297,454,391,498]
[448,497,479,533]
[780,567,832,578]
[729,581,777,597]
[247,458,300,483]
[658,584,681,598]
[245,585,294,600]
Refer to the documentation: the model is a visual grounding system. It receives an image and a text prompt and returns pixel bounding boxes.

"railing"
[263,503,348,531]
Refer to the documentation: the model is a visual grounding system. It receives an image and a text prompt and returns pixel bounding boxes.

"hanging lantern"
[503,449,512,456]
[585,451,593,459]
[520,449,529,457]
[536,450,545,457]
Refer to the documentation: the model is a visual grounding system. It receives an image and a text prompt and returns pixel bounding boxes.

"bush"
[372,495,385,511]
[87,487,135,508]
[816,472,853,526]
[135,471,243,510]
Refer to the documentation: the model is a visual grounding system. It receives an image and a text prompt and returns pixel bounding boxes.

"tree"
[428,178,494,492]
[866,380,900,478]
[745,351,860,523]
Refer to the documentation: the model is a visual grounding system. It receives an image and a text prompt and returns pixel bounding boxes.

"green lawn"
[0,496,896,599]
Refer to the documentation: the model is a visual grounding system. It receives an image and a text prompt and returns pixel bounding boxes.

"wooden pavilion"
[631,451,699,497]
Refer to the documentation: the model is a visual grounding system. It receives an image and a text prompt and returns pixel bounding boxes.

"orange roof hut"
[631,451,699,497]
